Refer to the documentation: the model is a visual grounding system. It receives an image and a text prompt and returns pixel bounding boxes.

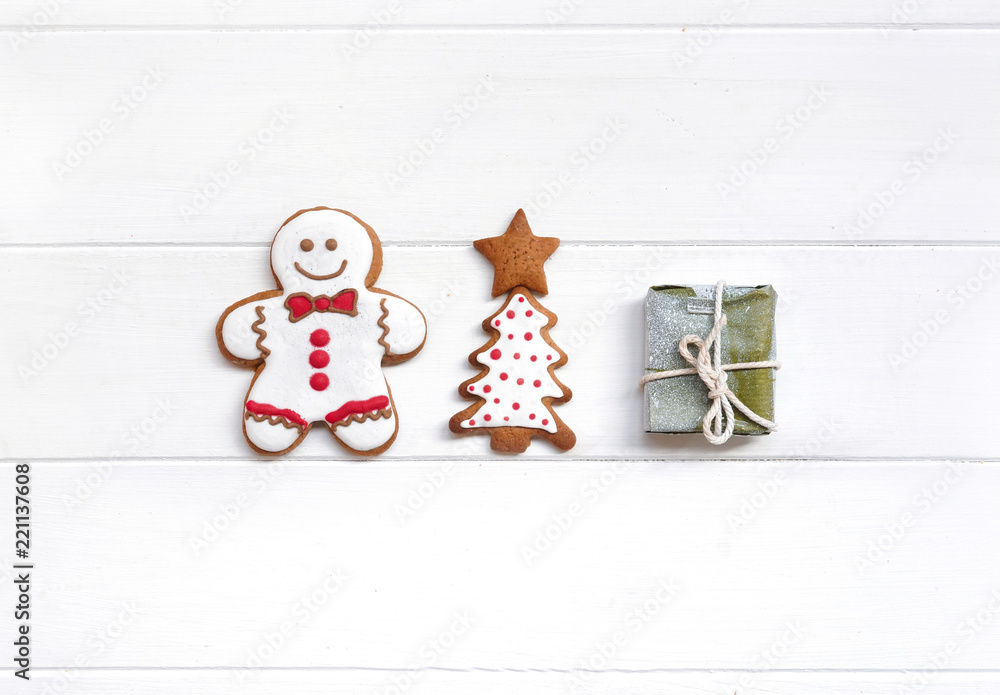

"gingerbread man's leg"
[331,414,396,455]
[326,395,399,456]
[244,414,306,454]
[242,371,309,454]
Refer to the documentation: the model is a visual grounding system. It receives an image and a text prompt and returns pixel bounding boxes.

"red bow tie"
[285,289,358,322]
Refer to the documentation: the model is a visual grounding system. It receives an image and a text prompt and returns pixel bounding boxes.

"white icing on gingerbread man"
[218,207,427,455]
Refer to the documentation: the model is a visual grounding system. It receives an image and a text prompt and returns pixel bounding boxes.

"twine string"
[640,280,780,445]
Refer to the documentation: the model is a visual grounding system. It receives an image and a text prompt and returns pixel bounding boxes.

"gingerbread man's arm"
[217,291,284,366]
[375,291,427,364]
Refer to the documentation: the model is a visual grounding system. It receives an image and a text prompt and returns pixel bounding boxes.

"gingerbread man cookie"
[217,207,427,456]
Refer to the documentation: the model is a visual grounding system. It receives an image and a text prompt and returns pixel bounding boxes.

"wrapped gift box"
[643,284,777,436]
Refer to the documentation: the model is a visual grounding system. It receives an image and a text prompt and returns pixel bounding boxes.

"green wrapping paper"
[643,284,777,436]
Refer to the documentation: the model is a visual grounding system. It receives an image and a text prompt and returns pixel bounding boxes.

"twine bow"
[640,280,780,445]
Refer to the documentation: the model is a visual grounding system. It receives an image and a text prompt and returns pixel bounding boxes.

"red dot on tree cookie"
[547,354,553,360]
[507,310,515,319]
[500,373,509,381]
[517,378,525,385]
[484,414,492,422]
[531,355,538,362]
[505,416,510,421]
[494,398,500,404]
[518,296,525,303]
[309,350,330,369]
[310,329,330,347]
[483,385,492,393]
[468,384,475,392]
[533,380,542,387]
[542,418,549,425]
[310,373,329,391]
[469,419,476,426]
[525,332,533,341]
[495,320,501,327]
[529,413,536,420]
[526,310,534,317]
[490,349,502,360]
[508,334,514,340]
[513,402,520,410]
[514,353,521,360]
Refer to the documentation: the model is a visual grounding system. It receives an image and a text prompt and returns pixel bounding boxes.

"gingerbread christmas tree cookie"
[449,210,575,454]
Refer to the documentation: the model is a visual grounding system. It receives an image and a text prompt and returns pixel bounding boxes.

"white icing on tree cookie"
[460,292,561,433]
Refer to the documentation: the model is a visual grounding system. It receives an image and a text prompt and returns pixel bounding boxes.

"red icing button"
[495,319,501,327]
[531,355,538,362]
[500,373,509,381]
[490,349,502,360]
[517,378,525,385]
[513,402,520,410]
[469,419,476,426]
[484,414,492,422]
[547,354,553,360]
[514,353,521,360]
[310,329,330,347]
[526,310,534,317]
[483,385,492,393]
[310,373,330,391]
[309,350,330,368]
[506,310,515,319]
[529,413,536,420]
[314,297,331,311]
[494,398,500,404]
[542,418,549,425]
[524,332,533,341]
[533,380,542,387]
[518,297,525,303]
[508,334,514,340]
[505,416,510,421]
[469,384,475,392]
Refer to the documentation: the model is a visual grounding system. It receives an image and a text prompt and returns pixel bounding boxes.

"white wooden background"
[2,2,1000,693]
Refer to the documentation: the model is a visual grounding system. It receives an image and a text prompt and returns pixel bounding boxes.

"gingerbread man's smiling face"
[270,208,381,293]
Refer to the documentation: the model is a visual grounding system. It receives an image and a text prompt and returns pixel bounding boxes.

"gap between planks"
[2,241,999,249]
[9,666,1000,673]
[2,457,996,465]
[0,665,1000,675]
[4,24,1000,33]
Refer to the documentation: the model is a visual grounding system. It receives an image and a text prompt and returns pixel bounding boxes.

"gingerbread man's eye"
[325,238,338,251]
[300,239,314,252]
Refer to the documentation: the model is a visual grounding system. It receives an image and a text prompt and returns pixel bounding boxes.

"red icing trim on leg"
[246,401,308,428]
[326,396,391,425]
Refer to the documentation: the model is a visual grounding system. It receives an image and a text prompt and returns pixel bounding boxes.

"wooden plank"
[2,1,999,28]
[8,460,999,669]
[2,30,997,244]
[1,244,998,460]
[12,669,1000,695]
